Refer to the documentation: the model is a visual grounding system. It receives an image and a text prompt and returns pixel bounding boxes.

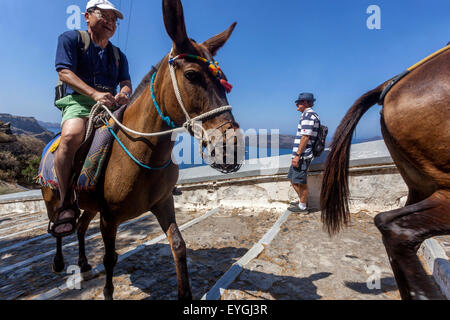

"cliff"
[0,114,55,144]
[0,121,17,143]
[0,118,45,189]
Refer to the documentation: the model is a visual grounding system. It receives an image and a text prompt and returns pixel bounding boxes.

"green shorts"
[55,94,96,126]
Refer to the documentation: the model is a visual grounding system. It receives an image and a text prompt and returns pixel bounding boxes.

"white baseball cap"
[86,0,124,20]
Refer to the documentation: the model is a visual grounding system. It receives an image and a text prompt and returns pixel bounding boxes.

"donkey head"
[159,0,243,173]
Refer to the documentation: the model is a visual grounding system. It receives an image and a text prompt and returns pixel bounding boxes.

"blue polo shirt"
[55,30,131,97]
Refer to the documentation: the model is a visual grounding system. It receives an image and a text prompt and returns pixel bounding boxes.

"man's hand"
[293,135,310,167]
[91,91,116,108]
[114,92,130,106]
[292,155,300,168]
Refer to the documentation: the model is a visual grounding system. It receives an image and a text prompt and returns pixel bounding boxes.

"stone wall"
[174,140,409,215]
[174,166,408,214]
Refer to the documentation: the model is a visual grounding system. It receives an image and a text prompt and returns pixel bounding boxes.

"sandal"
[48,205,81,238]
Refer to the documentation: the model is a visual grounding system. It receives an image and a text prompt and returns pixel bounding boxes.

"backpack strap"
[77,30,91,54]
[111,44,121,69]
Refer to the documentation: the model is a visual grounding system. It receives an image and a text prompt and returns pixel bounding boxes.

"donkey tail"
[320,82,387,235]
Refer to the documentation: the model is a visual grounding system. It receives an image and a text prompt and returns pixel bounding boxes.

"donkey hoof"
[80,264,94,281]
[52,260,65,274]
[179,291,193,301]
[103,289,114,301]
[79,261,92,273]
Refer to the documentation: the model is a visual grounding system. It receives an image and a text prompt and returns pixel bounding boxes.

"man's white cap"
[86,0,124,20]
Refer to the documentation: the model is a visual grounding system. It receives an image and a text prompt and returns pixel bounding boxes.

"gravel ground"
[56,209,281,300]
[221,211,442,300]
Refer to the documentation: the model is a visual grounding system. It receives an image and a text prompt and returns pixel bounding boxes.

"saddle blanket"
[35,105,127,192]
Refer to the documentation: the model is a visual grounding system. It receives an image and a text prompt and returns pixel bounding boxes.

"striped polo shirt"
[292,108,320,159]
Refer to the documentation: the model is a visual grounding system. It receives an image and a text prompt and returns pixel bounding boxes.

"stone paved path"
[56,209,281,300]
[0,208,207,300]
[223,211,408,300]
[0,203,446,300]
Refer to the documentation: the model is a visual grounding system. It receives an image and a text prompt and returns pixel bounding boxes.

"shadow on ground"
[125,244,332,300]
[226,271,333,300]
[344,277,398,295]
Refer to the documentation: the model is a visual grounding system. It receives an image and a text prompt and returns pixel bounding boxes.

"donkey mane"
[129,60,163,105]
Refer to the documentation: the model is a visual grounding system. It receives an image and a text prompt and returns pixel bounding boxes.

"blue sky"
[0,0,449,138]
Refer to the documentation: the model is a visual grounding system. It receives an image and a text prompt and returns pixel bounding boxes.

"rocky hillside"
[0,113,55,144]
[0,119,45,190]
[0,121,17,143]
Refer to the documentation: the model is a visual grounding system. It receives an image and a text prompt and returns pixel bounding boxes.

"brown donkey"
[320,47,449,300]
[42,0,242,300]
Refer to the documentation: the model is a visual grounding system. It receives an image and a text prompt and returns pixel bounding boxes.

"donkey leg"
[100,215,118,300]
[52,237,65,274]
[153,196,192,300]
[77,211,97,273]
[375,190,450,300]
[405,188,429,206]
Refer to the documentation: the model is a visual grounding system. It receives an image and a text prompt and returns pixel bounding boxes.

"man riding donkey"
[51,0,132,237]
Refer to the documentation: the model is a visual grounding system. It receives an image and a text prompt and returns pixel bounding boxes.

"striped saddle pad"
[35,105,127,192]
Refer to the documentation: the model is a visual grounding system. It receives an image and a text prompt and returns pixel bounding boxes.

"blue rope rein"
[103,69,174,171]
[107,126,172,171]
[151,72,177,129]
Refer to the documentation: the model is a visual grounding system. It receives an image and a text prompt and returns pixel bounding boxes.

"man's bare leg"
[53,118,87,234]
[291,182,308,207]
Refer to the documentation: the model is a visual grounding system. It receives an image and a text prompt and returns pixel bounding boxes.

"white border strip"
[0,218,49,235]
[201,210,291,300]
[0,212,48,227]
[0,209,46,220]
[0,223,52,241]
[0,218,101,255]
[30,207,220,300]
[421,239,450,300]
[0,213,151,274]
[0,234,49,255]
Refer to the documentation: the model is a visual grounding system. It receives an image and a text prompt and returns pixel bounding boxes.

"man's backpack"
[55,30,121,104]
[312,121,328,158]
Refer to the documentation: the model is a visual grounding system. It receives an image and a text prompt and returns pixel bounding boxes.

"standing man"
[288,93,320,214]
[50,0,132,237]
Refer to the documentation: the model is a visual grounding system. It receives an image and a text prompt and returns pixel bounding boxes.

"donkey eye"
[184,70,202,83]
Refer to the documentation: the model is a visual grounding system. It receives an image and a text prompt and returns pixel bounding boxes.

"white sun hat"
[86,0,124,20]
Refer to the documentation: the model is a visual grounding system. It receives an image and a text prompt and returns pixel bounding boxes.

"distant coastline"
[38,120,60,133]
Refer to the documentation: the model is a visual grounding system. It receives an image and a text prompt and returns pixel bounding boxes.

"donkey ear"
[162,0,191,52]
[202,22,237,56]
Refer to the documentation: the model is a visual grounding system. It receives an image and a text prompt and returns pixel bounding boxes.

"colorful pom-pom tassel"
[220,79,233,93]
